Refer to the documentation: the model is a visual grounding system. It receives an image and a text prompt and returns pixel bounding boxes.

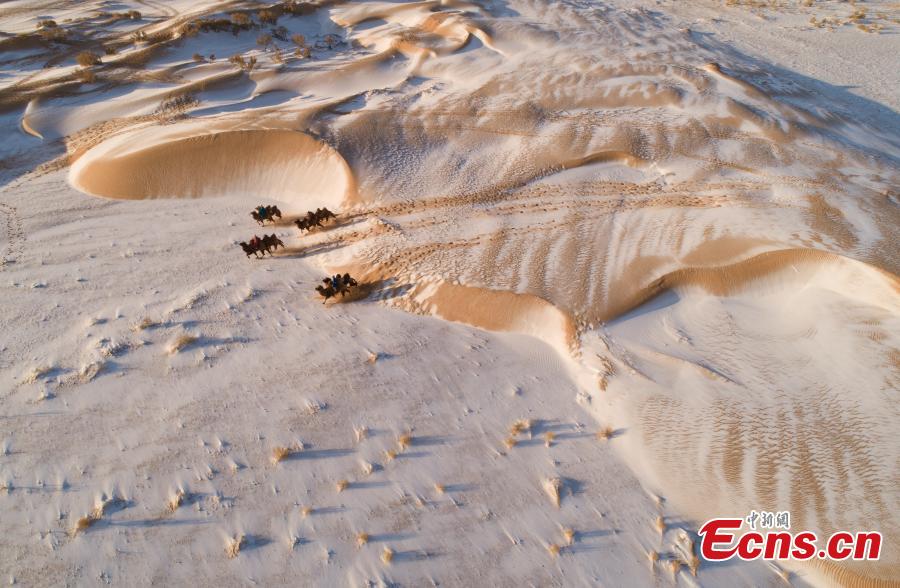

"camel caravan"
[238,204,358,302]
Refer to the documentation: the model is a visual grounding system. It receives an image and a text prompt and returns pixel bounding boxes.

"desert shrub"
[145,31,171,44]
[230,12,251,26]
[291,33,305,46]
[258,9,279,24]
[166,333,198,354]
[76,51,101,67]
[157,93,198,115]
[103,45,117,55]
[37,19,57,29]
[256,33,272,46]
[128,10,141,19]
[229,53,257,71]
[192,52,204,62]
[295,46,310,58]
[38,27,67,41]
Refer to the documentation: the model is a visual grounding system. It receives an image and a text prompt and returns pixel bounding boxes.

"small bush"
[76,51,101,67]
[229,53,257,71]
[127,10,141,20]
[37,19,57,29]
[166,333,198,354]
[258,9,279,24]
[256,33,272,46]
[291,33,305,46]
[192,53,204,62]
[271,446,292,464]
[157,93,198,115]
[225,534,245,558]
[230,13,251,26]
[596,426,614,441]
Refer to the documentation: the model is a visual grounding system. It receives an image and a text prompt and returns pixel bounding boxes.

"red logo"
[698,517,882,561]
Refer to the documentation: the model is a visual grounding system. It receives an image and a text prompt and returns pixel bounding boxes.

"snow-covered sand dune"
[1,0,898,585]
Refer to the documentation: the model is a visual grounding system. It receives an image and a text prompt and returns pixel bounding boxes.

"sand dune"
[592,249,900,585]
[70,128,355,208]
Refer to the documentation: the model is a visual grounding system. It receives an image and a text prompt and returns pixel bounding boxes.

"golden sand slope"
[70,129,356,208]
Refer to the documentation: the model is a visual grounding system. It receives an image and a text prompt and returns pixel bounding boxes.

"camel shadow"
[286,448,355,460]
[275,240,345,259]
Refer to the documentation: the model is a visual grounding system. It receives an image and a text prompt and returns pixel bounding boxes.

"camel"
[316,273,358,301]
[251,205,282,225]
[295,208,337,233]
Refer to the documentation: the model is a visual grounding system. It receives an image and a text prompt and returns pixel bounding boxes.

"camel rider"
[257,205,267,220]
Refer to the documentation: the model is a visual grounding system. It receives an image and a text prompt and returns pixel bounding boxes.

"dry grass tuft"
[655,515,666,535]
[300,506,313,518]
[225,534,245,558]
[336,479,349,493]
[271,446,293,464]
[71,496,116,535]
[361,461,375,476]
[669,559,682,576]
[503,437,518,450]
[76,51,101,67]
[544,477,563,508]
[648,549,659,565]
[596,426,614,441]
[356,532,369,547]
[167,333,198,354]
[72,514,98,535]
[510,419,532,437]
[384,449,397,462]
[167,489,186,512]
[544,431,556,447]
[381,546,394,564]
[132,317,157,331]
[562,527,576,545]
[434,483,445,495]
[547,543,561,557]
[688,554,700,577]
[354,425,369,443]
[397,432,413,451]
